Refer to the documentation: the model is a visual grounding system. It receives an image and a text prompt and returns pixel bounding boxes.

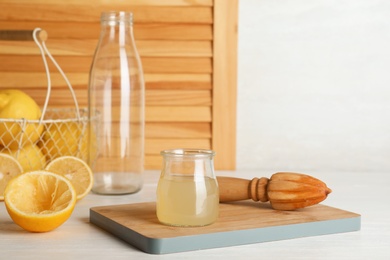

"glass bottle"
[156,149,219,226]
[88,11,145,194]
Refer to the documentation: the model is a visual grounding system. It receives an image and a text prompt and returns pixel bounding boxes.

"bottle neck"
[99,12,134,46]
[101,11,133,26]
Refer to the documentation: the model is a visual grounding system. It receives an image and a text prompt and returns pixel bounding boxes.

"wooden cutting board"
[90,201,360,254]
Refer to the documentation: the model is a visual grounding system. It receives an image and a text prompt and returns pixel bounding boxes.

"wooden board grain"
[90,201,361,254]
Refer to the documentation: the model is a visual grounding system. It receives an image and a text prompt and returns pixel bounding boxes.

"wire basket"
[0,28,98,172]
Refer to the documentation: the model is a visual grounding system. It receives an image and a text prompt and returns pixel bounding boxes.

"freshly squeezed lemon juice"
[156,175,219,226]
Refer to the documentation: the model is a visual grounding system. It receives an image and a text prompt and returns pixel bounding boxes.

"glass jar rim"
[161,149,215,158]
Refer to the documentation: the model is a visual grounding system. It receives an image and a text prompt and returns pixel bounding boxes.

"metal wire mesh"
[0,108,98,172]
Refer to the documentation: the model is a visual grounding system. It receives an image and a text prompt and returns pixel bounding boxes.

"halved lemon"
[45,156,93,200]
[0,153,23,201]
[4,171,77,232]
[3,144,46,172]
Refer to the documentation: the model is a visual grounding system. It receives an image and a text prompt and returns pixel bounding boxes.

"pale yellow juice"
[156,175,219,226]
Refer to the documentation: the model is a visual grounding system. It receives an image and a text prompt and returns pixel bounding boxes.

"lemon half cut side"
[4,171,77,232]
[0,153,23,201]
[45,156,93,200]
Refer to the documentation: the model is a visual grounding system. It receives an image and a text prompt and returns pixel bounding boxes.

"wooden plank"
[145,73,211,84]
[142,57,212,73]
[212,0,238,170]
[0,72,211,89]
[0,0,213,7]
[0,55,92,73]
[11,105,211,123]
[91,122,211,139]
[0,40,213,57]
[145,138,210,154]
[45,106,211,122]
[0,4,213,24]
[133,24,213,41]
[0,82,211,92]
[146,90,211,106]
[0,21,213,40]
[146,81,211,90]
[133,88,211,106]
[0,55,212,73]
[146,106,211,122]
[0,72,88,88]
[145,122,211,138]
[0,87,210,107]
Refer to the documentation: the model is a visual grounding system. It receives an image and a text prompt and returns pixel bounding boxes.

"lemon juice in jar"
[156,149,219,227]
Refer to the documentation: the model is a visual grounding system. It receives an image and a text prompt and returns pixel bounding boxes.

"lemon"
[39,122,97,166]
[45,156,93,200]
[4,170,77,232]
[3,144,46,172]
[0,153,23,201]
[39,122,81,161]
[0,89,43,149]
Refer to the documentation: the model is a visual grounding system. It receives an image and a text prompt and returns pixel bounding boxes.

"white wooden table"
[1,170,389,259]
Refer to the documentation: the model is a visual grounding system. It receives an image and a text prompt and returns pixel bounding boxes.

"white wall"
[237,0,390,172]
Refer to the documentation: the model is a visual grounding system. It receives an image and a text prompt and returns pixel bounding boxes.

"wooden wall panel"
[0,0,237,170]
[212,0,238,170]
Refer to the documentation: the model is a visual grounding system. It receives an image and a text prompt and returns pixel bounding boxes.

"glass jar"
[88,11,145,194]
[156,149,219,227]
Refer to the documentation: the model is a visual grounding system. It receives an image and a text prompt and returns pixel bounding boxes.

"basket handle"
[31,28,81,122]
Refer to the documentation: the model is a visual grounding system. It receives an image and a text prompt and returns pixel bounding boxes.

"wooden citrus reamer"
[217,172,332,210]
